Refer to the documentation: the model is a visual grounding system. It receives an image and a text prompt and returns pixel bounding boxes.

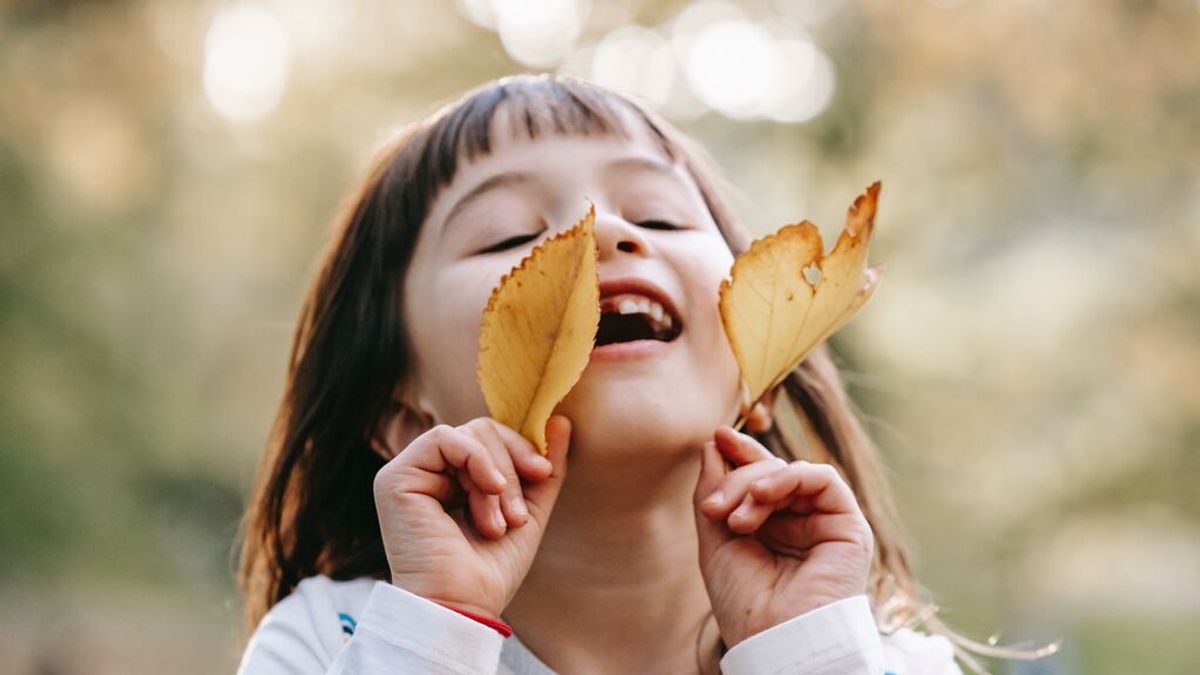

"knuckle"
[428,424,454,443]
[481,417,507,437]
[815,463,839,480]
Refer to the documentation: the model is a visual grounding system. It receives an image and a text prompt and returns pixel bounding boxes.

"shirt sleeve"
[237,581,505,675]
[719,594,885,675]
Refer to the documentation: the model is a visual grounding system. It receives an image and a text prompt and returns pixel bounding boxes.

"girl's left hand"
[693,426,875,649]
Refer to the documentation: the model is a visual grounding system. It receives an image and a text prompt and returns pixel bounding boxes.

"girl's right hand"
[373,415,571,621]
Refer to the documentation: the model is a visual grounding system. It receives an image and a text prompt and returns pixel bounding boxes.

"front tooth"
[648,301,664,323]
[618,298,640,315]
[635,297,652,315]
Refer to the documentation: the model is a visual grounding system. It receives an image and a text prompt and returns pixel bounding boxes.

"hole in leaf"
[802,263,822,287]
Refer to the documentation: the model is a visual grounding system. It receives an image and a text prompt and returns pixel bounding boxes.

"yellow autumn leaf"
[476,206,600,454]
[719,182,884,417]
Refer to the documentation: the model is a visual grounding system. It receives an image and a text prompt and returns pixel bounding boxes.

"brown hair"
[237,74,1052,673]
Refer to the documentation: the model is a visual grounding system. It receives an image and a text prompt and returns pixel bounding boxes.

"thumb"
[522,414,571,524]
[695,436,727,498]
[694,439,733,563]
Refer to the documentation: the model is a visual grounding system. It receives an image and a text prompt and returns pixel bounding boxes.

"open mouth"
[595,293,684,347]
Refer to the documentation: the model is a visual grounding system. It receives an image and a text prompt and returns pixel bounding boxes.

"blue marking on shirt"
[338,612,357,636]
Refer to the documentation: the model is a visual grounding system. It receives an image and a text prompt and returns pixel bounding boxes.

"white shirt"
[237,575,963,674]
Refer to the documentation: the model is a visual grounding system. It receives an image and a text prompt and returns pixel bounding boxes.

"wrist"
[390,576,497,615]
[389,577,510,636]
[433,601,514,638]
[430,599,503,623]
[720,593,863,648]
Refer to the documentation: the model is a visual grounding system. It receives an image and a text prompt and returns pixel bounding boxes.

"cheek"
[682,240,736,339]
[407,263,508,422]
[679,244,742,395]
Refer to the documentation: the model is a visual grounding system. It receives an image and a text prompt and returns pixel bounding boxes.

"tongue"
[595,313,658,346]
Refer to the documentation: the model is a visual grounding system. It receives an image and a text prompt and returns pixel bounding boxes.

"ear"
[368,389,436,462]
[745,387,777,435]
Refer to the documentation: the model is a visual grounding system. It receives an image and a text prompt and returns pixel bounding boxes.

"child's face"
[403,110,743,459]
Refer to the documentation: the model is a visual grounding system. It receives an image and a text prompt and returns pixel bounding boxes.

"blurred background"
[1,0,1197,672]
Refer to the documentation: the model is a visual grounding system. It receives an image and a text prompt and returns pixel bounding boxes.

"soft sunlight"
[764,38,836,123]
[493,0,587,67]
[684,19,780,119]
[203,4,290,122]
[591,26,675,108]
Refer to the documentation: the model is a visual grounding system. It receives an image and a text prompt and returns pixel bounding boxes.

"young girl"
[235,75,977,674]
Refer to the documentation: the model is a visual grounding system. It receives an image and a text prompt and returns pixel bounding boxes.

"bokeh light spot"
[591,26,674,108]
[493,0,587,67]
[203,4,290,122]
[684,20,779,119]
[764,39,836,123]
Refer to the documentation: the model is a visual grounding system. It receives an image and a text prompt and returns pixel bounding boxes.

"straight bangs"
[411,76,679,218]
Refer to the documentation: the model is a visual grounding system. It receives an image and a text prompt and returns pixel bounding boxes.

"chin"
[555,375,725,464]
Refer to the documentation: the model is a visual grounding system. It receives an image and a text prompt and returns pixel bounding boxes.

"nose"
[594,211,649,260]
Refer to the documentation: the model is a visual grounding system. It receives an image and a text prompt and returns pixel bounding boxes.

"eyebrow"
[440,155,685,237]
[443,171,538,236]
[602,155,680,178]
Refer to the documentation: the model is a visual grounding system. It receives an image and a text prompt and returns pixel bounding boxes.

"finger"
[487,419,554,481]
[694,440,735,561]
[758,511,874,552]
[468,485,507,539]
[464,420,529,528]
[407,425,507,495]
[749,462,862,516]
[456,470,479,498]
[458,471,506,537]
[521,415,571,524]
[456,471,501,518]
[714,426,778,468]
[699,458,786,521]
[727,492,776,534]
[783,493,817,516]
[375,464,464,507]
[694,438,727,504]
[748,462,809,504]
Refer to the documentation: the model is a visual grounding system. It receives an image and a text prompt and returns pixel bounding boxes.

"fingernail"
[731,503,750,519]
[533,455,553,471]
[703,491,725,508]
[510,495,528,518]
[494,510,506,530]
[493,469,507,487]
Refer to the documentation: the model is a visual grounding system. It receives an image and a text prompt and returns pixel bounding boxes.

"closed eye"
[636,219,682,231]
[476,231,544,255]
